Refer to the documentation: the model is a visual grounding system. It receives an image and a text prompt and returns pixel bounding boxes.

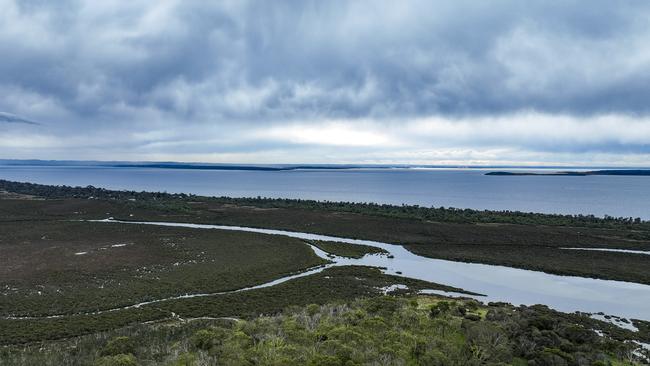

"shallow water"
[94,219,650,322]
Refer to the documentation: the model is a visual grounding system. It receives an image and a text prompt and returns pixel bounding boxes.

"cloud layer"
[1,0,649,165]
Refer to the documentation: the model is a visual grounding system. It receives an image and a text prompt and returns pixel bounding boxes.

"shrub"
[168,352,197,366]
[94,354,138,366]
[560,325,597,345]
[456,305,467,316]
[306,304,320,316]
[429,301,451,318]
[417,349,449,366]
[308,354,341,366]
[364,296,401,316]
[529,315,556,331]
[100,336,136,357]
[465,322,512,363]
[191,328,227,351]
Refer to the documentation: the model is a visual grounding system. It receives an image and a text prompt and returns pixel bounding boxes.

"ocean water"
[1,165,649,219]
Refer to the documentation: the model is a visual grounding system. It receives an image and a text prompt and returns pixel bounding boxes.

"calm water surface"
[1,165,649,218]
[98,219,650,321]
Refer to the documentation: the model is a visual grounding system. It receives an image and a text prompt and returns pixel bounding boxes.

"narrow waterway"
[90,219,650,322]
[561,248,650,256]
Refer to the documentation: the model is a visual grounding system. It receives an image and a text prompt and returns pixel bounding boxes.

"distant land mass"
[111,163,360,171]
[3,159,650,173]
[3,159,650,171]
[486,170,650,176]
[0,160,384,171]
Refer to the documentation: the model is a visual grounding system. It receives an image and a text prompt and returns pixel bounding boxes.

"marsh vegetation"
[309,240,389,259]
[1,180,649,364]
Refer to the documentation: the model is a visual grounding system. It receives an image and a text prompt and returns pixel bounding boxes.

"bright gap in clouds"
[260,122,396,147]
[2,111,649,166]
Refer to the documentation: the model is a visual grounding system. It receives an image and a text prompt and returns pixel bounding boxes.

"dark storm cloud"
[2,0,649,122]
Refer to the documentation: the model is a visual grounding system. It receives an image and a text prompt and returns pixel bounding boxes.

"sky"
[1,1,650,166]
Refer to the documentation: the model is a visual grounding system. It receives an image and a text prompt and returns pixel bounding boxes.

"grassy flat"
[0,266,463,344]
[0,220,327,317]
[2,190,650,285]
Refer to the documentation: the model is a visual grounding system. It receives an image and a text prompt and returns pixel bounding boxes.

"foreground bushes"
[94,353,138,366]
[2,296,646,365]
[174,297,643,365]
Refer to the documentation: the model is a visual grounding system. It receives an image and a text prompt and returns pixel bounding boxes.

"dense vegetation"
[2,296,647,365]
[1,179,650,365]
[0,220,327,317]
[2,179,648,230]
[309,240,389,259]
[2,180,650,285]
[0,266,460,344]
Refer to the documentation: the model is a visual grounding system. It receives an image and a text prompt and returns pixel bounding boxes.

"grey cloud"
[2,0,650,125]
[0,112,40,125]
[1,1,650,164]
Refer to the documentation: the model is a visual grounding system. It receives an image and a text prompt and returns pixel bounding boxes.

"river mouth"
[90,218,650,323]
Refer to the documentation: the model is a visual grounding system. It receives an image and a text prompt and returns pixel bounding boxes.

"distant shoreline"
[2,159,649,172]
[486,170,650,176]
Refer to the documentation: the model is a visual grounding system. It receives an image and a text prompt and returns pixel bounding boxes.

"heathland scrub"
[89,218,650,324]
[2,296,648,366]
[1,180,650,346]
[2,180,650,287]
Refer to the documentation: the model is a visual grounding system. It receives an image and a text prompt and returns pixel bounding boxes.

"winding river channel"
[91,219,650,323]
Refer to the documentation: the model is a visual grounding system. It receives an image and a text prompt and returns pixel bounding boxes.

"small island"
[486,169,650,176]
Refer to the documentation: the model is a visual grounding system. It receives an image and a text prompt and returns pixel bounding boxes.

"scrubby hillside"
[3,296,647,365]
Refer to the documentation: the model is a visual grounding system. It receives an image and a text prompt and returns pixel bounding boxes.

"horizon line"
[1,158,649,170]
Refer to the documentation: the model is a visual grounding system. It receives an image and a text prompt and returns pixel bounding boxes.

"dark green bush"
[191,328,228,351]
[94,354,138,366]
[429,301,451,318]
[100,336,135,357]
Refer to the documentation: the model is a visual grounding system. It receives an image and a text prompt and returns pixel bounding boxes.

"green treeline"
[1,179,647,230]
